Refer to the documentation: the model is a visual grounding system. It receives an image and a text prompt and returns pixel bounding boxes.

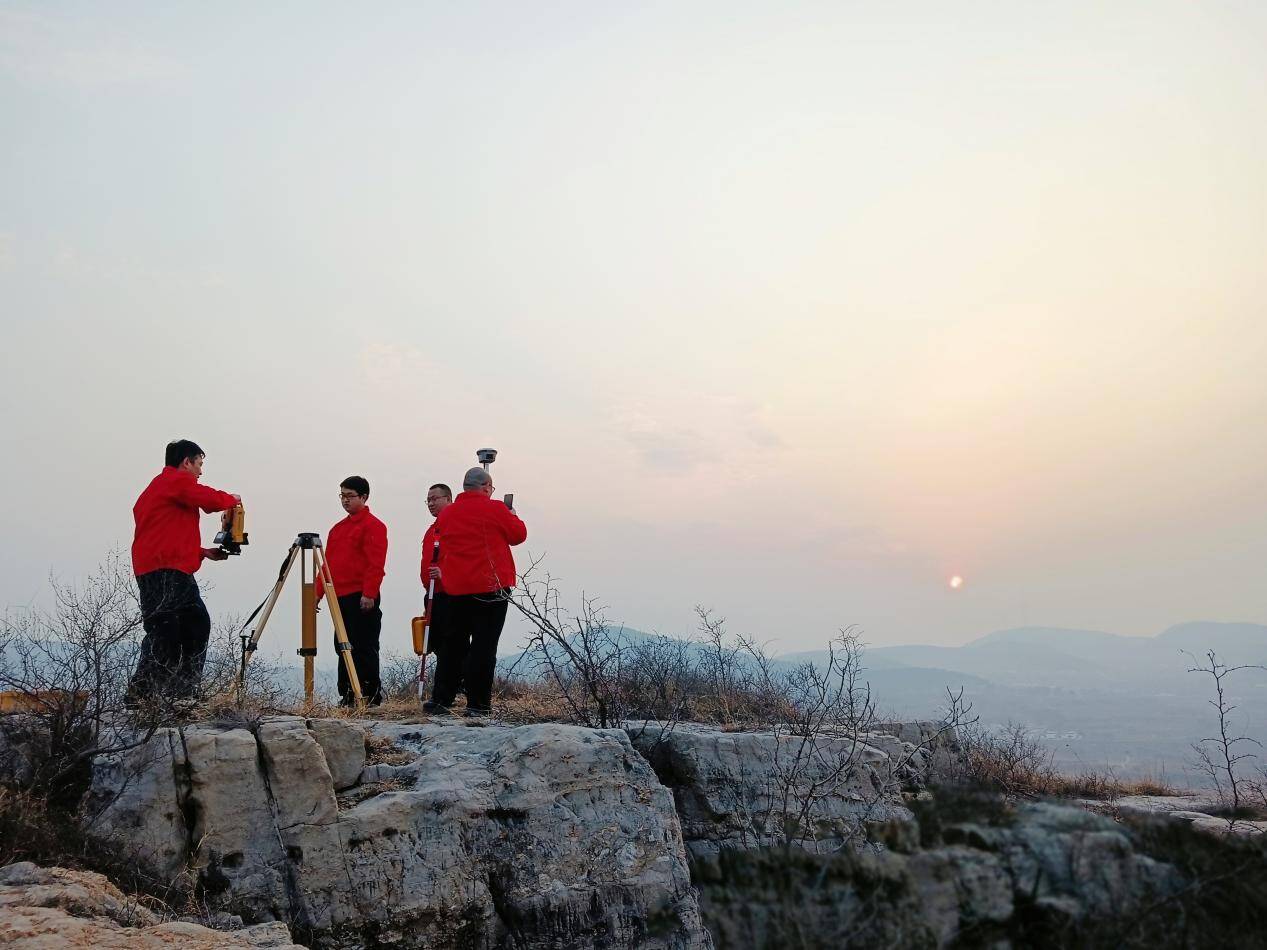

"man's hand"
[428,566,441,581]
[360,595,375,612]
[202,547,228,562]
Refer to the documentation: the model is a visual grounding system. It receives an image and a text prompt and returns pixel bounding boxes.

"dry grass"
[364,732,414,766]
[492,676,569,724]
[337,779,403,809]
[1036,770,1179,800]
[195,675,792,730]
[488,675,802,730]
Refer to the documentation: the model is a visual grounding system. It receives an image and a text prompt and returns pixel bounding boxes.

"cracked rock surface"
[86,717,711,949]
[692,801,1186,948]
[626,723,914,858]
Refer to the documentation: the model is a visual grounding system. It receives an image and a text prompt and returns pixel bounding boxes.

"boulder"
[82,728,190,880]
[905,846,1013,941]
[870,720,953,748]
[87,718,711,949]
[1079,796,1267,838]
[942,802,1183,920]
[692,799,1186,948]
[626,723,912,857]
[0,861,302,948]
[307,719,366,791]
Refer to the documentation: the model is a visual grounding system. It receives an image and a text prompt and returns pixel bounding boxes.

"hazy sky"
[2,1,1265,658]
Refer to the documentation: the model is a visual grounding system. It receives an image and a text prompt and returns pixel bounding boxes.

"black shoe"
[422,701,451,715]
[463,707,490,719]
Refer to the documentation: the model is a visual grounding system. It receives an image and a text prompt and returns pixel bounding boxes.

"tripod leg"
[316,549,364,707]
[231,545,300,696]
[301,548,317,705]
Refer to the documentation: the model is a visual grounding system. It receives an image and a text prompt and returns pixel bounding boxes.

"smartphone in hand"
[503,493,514,511]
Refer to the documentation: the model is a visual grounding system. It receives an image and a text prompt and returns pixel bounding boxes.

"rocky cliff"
[60,713,1243,949]
[86,717,711,949]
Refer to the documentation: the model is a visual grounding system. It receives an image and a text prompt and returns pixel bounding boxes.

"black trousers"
[336,592,382,706]
[426,591,454,657]
[431,591,509,713]
[128,569,211,703]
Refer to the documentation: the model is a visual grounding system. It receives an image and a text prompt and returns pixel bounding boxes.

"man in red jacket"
[127,439,241,706]
[419,482,453,659]
[319,475,389,706]
[425,466,526,717]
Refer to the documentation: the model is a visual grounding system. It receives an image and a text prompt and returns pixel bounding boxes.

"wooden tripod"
[233,532,364,706]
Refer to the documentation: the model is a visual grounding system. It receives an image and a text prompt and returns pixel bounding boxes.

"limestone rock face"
[0,861,301,948]
[626,723,912,858]
[1080,794,1267,837]
[870,720,961,781]
[692,801,1186,948]
[87,718,711,950]
[307,718,367,791]
[82,728,190,880]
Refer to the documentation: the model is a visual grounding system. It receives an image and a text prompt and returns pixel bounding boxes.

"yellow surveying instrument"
[215,503,248,555]
[233,532,363,707]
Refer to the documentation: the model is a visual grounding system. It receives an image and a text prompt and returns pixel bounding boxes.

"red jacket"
[318,507,388,601]
[132,467,238,577]
[419,522,445,594]
[434,491,526,595]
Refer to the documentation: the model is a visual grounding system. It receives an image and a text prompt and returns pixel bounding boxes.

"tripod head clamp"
[296,532,322,549]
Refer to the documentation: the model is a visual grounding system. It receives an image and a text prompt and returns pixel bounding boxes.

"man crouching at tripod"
[425,467,526,717]
[317,476,388,706]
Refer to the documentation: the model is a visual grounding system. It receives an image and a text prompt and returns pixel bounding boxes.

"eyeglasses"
[338,492,361,500]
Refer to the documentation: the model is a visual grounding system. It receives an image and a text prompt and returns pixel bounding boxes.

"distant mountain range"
[774,622,1266,784]
[780,622,1267,690]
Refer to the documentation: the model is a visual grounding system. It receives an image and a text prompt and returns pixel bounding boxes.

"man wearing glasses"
[318,475,389,705]
[420,482,454,659]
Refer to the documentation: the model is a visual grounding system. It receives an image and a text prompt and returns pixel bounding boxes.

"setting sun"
[949,576,964,590]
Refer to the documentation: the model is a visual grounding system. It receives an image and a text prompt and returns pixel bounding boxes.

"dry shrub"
[953,721,1178,801]
[379,651,426,704]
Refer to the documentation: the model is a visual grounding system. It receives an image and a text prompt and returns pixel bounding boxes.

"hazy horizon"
[3,2,1266,658]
